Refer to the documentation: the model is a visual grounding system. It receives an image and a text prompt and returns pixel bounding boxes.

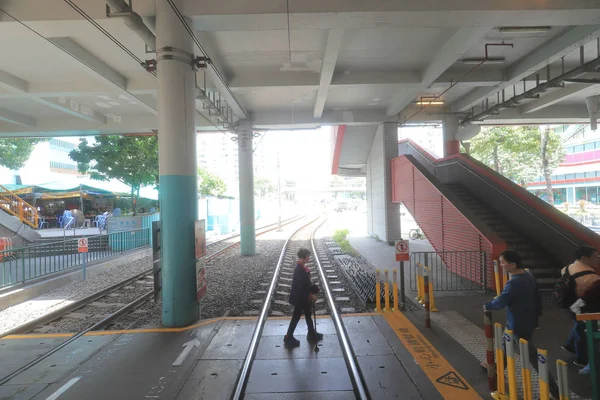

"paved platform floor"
[0,311,489,400]
[349,234,594,399]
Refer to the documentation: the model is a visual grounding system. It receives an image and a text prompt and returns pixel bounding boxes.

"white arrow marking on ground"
[172,339,200,366]
[46,376,81,400]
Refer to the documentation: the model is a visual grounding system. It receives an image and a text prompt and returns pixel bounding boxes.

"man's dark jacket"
[289,263,314,307]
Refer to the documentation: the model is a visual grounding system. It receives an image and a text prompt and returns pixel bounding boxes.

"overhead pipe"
[106,0,156,51]
[461,53,600,126]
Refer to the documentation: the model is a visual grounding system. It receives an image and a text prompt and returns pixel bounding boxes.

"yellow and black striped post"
[505,330,518,400]
[426,266,438,312]
[384,269,390,312]
[494,260,502,296]
[484,311,497,392]
[416,262,423,303]
[492,323,508,399]
[537,349,550,400]
[519,338,533,400]
[556,360,569,400]
[375,269,381,312]
[392,269,398,312]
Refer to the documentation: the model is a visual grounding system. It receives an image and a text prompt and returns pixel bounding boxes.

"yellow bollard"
[375,269,381,312]
[538,349,550,400]
[426,267,438,312]
[392,269,398,312]
[415,262,423,303]
[384,269,390,312]
[494,260,502,296]
[556,360,569,400]
[491,323,508,400]
[520,338,533,400]
[505,330,518,400]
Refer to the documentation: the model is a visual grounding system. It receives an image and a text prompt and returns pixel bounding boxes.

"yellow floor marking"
[383,311,482,400]
[0,312,378,339]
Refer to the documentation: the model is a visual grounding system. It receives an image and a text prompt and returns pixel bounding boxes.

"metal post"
[494,259,501,296]
[538,349,550,400]
[556,360,569,400]
[484,310,497,391]
[82,251,87,280]
[375,269,381,312]
[237,121,256,255]
[520,339,533,400]
[277,144,282,231]
[392,268,398,312]
[494,323,507,399]
[399,261,406,310]
[505,330,518,400]
[424,272,430,328]
[586,319,598,399]
[384,269,390,311]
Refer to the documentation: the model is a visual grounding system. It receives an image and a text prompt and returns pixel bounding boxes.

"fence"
[0,227,151,288]
[409,251,487,293]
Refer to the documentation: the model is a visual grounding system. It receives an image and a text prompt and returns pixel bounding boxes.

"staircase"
[0,184,38,229]
[446,183,561,289]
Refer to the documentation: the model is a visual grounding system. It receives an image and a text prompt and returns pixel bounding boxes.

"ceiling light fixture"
[461,57,505,64]
[416,101,444,105]
[498,26,551,33]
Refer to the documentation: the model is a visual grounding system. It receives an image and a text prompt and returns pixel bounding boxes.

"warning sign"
[78,238,88,253]
[436,371,469,390]
[395,240,409,261]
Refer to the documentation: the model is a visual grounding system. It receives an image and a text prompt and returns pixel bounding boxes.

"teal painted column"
[237,121,256,255]
[156,0,199,327]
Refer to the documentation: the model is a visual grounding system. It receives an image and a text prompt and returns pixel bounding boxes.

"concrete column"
[156,0,199,327]
[443,117,460,157]
[237,121,256,255]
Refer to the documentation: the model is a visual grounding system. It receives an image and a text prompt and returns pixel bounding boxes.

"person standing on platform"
[483,249,560,399]
[284,247,323,347]
[560,246,600,368]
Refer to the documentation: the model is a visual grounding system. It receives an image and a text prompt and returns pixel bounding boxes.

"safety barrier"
[576,312,599,399]
[410,251,487,293]
[493,259,510,296]
[0,237,12,261]
[415,262,438,311]
[487,315,571,400]
[374,268,399,316]
[0,228,150,288]
[0,184,38,228]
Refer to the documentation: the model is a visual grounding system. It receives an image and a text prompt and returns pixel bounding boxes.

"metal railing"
[409,251,487,293]
[0,228,150,288]
[0,184,38,228]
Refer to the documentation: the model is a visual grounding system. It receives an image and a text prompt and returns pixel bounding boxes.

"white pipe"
[106,0,156,51]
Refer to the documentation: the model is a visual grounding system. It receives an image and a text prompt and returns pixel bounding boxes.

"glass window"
[585,142,596,151]
[566,173,575,180]
[589,187,599,204]
[576,186,588,201]
[575,145,585,153]
[576,173,586,179]
[586,171,595,178]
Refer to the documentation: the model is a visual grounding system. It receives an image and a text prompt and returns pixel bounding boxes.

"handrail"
[397,139,586,247]
[310,217,370,400]
[231,215,320,400]
[0,184,38,228]
[576,312,600,321]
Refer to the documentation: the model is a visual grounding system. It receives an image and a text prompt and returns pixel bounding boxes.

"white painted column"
[443,116,460,156]
[237,120,256,255]
[156,0,199,327]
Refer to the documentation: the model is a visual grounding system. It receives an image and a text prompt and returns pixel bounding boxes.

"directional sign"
[395,240,409,261]
[172,338,200,366]
[78,237,88,253]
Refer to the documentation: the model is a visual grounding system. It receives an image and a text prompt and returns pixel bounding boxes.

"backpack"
[553,265,596,308]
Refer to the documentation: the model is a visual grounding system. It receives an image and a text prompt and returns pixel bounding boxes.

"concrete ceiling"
[0,0,598,140]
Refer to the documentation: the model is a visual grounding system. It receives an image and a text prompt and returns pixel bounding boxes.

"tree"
[69,136,158,215]
[0,138,46,170]
[470,126,564,202]
[198,167,227,197]
[254,177,275,198]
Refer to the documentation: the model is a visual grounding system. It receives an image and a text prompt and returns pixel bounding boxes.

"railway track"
[232,214,370,399]
[0,215,304,386]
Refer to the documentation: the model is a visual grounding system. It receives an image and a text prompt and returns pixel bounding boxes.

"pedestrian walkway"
[348,235,594,399]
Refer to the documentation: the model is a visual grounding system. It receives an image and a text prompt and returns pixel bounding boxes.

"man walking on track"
[284,247,323,347]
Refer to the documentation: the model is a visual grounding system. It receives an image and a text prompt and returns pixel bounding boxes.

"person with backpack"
[558,246,600,368]
[484,249,560,399]
[283,247,323,347]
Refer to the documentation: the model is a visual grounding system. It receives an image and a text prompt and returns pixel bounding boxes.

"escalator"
[394,139,600,290]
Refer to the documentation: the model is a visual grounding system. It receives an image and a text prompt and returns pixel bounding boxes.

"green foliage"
[0,138,46,170]
[469,126,564,188]
[254,177,276,198]
[198,167,227,197]
[69,136,158,214]
[332,229,358,256]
